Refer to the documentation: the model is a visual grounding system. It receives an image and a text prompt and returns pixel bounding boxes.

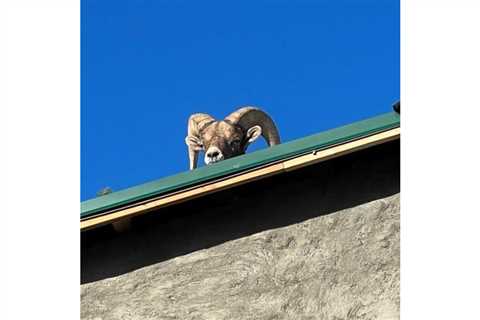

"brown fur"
[199,121,247,159]
[186,107,280,170]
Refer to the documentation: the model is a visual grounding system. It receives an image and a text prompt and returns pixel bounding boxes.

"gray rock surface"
[81,194,399,320]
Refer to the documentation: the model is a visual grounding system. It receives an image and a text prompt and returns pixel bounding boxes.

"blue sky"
[81,0,399,201]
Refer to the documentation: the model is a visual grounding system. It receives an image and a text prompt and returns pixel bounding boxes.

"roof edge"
[81,127,400,231]
[81,111,400,219]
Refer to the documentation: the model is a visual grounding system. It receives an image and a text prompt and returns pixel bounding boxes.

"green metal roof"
[81,111,400,219]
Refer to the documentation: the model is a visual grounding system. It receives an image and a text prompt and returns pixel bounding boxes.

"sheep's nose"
[207,150,219,158]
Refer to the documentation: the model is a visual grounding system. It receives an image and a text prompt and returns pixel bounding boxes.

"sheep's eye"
[230,140,241,148]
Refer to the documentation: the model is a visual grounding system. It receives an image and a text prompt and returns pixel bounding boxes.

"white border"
[4,1,80,319]
[402,0,480,318]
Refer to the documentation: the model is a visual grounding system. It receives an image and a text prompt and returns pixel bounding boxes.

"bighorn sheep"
[185,106,281,170]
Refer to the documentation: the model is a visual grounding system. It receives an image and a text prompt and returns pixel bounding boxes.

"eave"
[81,111,400,231]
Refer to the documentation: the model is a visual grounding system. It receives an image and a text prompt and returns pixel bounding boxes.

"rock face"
[81,194,399,320]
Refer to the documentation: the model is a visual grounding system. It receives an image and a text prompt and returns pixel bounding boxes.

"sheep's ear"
[246,125,262,144]
[185,135,204,151]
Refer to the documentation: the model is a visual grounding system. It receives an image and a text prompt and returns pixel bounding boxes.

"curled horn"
[186,113,215,170]
[225,106,280,146]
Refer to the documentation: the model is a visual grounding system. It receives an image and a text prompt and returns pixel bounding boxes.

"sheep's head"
[185,107,280,170]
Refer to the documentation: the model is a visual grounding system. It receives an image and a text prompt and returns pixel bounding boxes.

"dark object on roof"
[393,101,400,113]
[97,187,113,197]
